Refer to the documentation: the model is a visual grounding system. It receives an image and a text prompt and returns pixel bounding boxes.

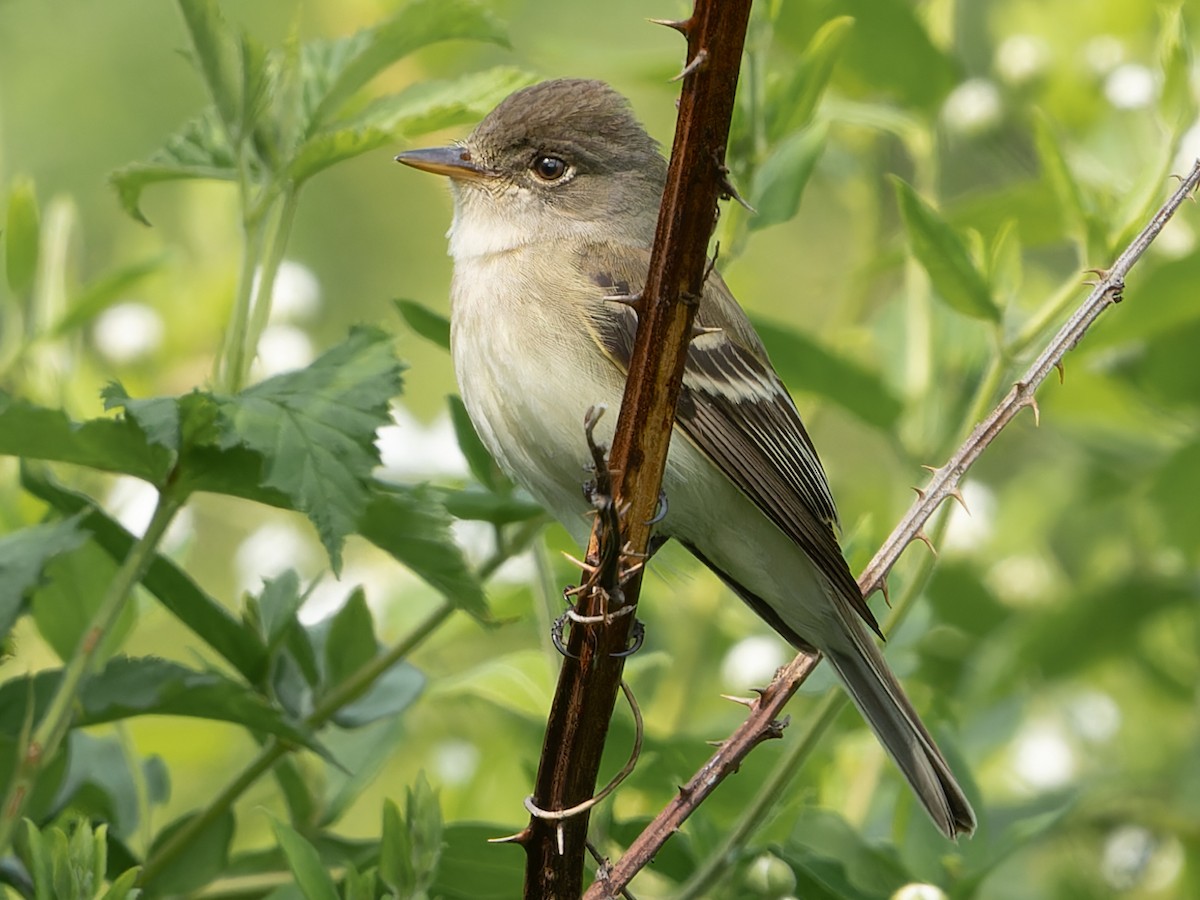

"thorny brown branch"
[520,2,754,898]
[585,163,1200,898]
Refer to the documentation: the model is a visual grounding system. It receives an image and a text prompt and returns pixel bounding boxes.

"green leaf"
[317,718,406,827]
[102,383,181,453]
[1158,4,1195,131]
[31,539,136,664]
[24,467,269,682]
[324,588,377,689]
[434,486,543,526]
[766,16,854,140]
[749,315,903,429]
[0,392,173,484]
[302,0,510,131]
[254,568,307,651]
[213,326,405,571]
[378,798,414,895]
[0,657,320,751]
[109,110,237,225]
[15,820,53,900]
[448,394,499,490]
[1031,111,1087,245]
[405,774,443,891]
[289,67,533,184]
[332,657,424,729]
[147,809,235,896]
[359,485,487,618]
[749,123,827,231]
[51,253,169,336]
[0,516,89,641]
[394,298,450,350]
[98,866,142,900]
[5,176,40,296]
[52,733,145,839]
[341,866,376,900]
[176,0,243,133]
[269,816,339,900]
[431,824,523,900]
[892,177,999,322]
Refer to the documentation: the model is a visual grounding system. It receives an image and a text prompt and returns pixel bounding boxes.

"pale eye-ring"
[531,155,568,181]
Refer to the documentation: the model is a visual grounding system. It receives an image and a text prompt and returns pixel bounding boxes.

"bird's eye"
[531,155,568,181]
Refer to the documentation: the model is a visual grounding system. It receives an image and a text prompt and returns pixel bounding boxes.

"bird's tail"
[822,606,977,839]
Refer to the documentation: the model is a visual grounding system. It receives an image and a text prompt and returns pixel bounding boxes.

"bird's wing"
[580,246,880,637]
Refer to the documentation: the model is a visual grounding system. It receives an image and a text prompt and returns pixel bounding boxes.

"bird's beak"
[395,146,491,181]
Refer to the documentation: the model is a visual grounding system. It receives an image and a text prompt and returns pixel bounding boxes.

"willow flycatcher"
[397,78,976,838]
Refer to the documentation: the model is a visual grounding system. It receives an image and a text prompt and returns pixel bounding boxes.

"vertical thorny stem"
[520,2,754,897]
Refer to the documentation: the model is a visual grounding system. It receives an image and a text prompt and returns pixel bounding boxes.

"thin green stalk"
[237,189,301,390]
[138,597,456,888]
[0,491,182,854]
[216,212,270,393]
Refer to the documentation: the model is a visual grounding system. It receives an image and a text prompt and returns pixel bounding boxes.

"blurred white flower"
[984,554,1056,606]
[996,35,1049,86]
[375,405,469,481]
[1152,217,1195,259]
[942,78,1003,136]
[1009,720,1076,791]
[431,738,481,786]
[893,885,948,900]
[235,520,313,596]
[252,324,314,378]
[1102,825,1157,890]
[1084,35,1126,76]
[721,635,787,689]
[1105,64,1156,109]
[942,481,995,555]
[1172,121,1200,176]
[106,475,194,552]
[93,302,164,363]
[257,260,321,323]
[1066,689,1121,744]
[299,561,403,626]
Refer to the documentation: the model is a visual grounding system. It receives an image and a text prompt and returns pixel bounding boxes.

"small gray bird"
[397,78,976,839]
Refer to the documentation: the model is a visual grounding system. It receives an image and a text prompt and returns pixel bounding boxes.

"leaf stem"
[238,188,301,389]
[216,211,270,393]
[0,491,182,854]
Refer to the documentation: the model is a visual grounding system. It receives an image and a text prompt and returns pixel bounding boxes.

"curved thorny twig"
[584,164,1200,898]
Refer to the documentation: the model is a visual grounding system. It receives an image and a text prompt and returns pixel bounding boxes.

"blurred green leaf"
[254,569,307,652]
[429,649,551,720]
[395,298,450,350]
[766,16,854,140]
[359,485,487,618]
[269,816,339,900]
[98,866,142,900]
[893,177,999,322]
[1157,4,1195,131]
[31,540,136,664]
[448,394,499,491]
[51,254,169,337]
[406,774,443,892]
[1031,111,1088,248]
[434,486,543,525]
[317,718,406,827]
[431,824,523,899]
[749,123,827,231]
[302,0,509,131]
[0,515,88,641]
[5,176,40,296]
[784,809,909,896]
[24,467,269,682]
[324,588,376,689]
[213,326,405,571]
[109,110,237,225]
[15,820,52,900]
[1151,438,1200,559]
[331,659,425,729]
[341,865,376,900]
[379,798,413,895]
[0,657,320,751]
[986,219,1023,304]
[177,0,243,134]
[51,733,144,840]
[750,314,903,429]
[147,809,235,896]
[290,67,534,184]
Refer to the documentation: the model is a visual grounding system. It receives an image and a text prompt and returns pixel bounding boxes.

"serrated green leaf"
[749,315,903,429]
[448,394,498,490]
[23,467,268,682]
[109,110,237,225]
[394,298,450,350]
[359,485,487,618]
[766,16,854,141]
[324,588,377,689]
[302,0,509,132]
[269,816,339,900]
[147,810,234,896]
[892,177,999,322]
[290,67,533,183]
[749,123,827,231]
[0,516,89,641]
[0,657,320,751]
[102,383,181,453]
[6,176,40,296]
[214,327,405,571]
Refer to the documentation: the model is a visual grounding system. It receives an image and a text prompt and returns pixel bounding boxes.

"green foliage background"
[1,0,1198,898]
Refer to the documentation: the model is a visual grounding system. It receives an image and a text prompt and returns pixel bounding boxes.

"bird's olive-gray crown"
[455,79,668,247]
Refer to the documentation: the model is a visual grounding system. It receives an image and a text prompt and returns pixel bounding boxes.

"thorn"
[561,551,598,575]
[1054,360,1065,384]
[920,464,938,474]
[557,823,565,856]
[648,16,691,35]
[911,485,926,499]
[949,488,970,515]
[879,578,892,608]
[604,290,643,310]
[720,694,757,707]
[1082,280,1099,288]
[677,783,693,798]
[705,738,726,748]
[914,529,938,556]
[670,48,709,82]
[716,157,755,212]
[488,828,530,845]
[1027,395,1041,427]
[1083,267,1109,278]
